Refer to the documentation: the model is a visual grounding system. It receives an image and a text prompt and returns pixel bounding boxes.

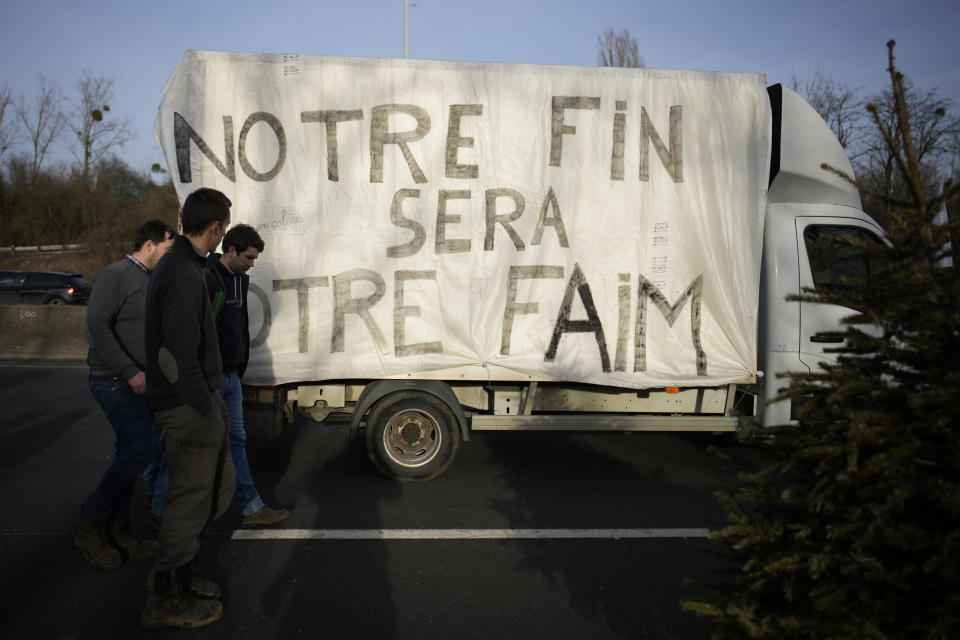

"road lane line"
[232,528,710,540]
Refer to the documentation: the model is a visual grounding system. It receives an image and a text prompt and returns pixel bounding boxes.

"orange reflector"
[665,387,680,394]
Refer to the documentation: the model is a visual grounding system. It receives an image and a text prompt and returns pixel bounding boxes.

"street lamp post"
[404,0,418,59]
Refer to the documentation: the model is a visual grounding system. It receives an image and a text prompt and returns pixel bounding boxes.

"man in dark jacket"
[205,224,289,526]
[72,219,174,570]
[141,188,236,629]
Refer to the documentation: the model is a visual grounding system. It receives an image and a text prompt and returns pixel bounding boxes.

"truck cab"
[758,85,884,426]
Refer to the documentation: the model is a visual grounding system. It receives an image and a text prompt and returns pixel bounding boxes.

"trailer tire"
[365,391,460,481]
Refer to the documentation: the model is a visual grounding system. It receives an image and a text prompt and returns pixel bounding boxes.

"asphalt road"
[0,362,775,639]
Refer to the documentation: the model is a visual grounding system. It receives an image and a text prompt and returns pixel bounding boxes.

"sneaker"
[70,517,123,570]
[241,505,290,527]
[108,521,158,561]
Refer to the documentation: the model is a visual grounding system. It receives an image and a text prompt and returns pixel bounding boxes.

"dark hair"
[181,188,232,235]
[222,223,265,254]
[133,219,175,252]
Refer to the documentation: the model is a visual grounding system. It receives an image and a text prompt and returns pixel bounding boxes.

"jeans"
[83,374,159,523]
[152,372,263,517]
[220,371,264,516]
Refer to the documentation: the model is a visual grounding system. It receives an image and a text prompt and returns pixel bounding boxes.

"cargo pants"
[153,390,236,571]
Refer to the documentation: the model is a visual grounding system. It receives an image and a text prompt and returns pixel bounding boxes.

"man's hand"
[129,371,147,395]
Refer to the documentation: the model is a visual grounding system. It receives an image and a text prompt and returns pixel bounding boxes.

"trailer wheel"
[365,391,460,481]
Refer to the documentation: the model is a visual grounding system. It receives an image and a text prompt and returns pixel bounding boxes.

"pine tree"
[683,41,960,639]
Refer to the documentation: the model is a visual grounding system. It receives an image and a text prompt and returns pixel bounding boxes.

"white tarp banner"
[155,51,771,388]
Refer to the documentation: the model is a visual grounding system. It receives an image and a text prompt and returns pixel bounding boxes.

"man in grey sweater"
[71,219,175,570]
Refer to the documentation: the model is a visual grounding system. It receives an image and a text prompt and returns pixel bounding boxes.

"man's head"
[220,224,265,275]
[181,188,232,252]
[133,219,176,270]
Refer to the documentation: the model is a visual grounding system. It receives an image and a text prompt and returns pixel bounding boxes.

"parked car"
[0,270,91,305]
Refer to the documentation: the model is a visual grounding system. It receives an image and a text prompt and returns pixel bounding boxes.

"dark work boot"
[242,505,290,527]
[70,517,123,570]
[145,563,221,599]
[109,521,158,561]
[140,566,223,629]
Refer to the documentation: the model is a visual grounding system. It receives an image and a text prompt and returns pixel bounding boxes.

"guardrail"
[0,305,87,361]
[0,244,86,254]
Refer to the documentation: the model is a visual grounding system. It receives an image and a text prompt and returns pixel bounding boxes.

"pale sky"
[1,0,957,177]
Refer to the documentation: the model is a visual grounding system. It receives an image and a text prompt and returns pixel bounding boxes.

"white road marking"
[232,528,710,540]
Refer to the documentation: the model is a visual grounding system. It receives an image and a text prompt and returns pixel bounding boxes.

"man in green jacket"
[205,223,289,527]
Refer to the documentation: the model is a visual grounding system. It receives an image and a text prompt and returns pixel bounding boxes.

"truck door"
[795,218,885,373]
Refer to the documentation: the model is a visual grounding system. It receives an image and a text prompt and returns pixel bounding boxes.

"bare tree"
[596,28,644,68]
[855,77,960,227]
[791,65,863,152]
[791,61,959,230]
[15,75,65,183]
[0,84,21,160]
[69,72,134,182]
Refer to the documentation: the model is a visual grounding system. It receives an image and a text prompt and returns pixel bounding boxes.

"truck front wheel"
[365,391,460,481]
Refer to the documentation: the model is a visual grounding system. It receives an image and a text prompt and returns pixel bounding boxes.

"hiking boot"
[242,505,290,527]
[70,517,123,570]
[109,521,158,561]
[140,567,223,629]
[146,565,221,599]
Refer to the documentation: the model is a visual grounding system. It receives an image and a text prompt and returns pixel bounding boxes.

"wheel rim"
[381,409,442,468]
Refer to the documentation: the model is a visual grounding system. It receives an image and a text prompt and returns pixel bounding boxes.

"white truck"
[155,51,883,479]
